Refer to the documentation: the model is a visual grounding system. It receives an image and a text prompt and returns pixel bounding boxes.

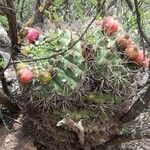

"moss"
[88,92,123,104]
[53,108,94,120]
[69,109,94,120]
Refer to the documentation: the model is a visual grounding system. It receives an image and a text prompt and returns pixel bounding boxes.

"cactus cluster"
[20,16,138,103]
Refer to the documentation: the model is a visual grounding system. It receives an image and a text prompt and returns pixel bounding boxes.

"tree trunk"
[5,0,18,52]
[0,89,19,112]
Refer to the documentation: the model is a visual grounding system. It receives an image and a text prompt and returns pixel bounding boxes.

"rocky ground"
[0,115,37,150]
[116,109,150,150]
[0,109,150,150]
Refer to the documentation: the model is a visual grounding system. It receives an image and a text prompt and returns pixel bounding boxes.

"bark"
[5,0,18,52]
[121,84,150,123]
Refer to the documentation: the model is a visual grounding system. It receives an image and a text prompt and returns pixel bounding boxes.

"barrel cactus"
[20,25,134,106]
[21,29,85,100]
[16,19,149,149]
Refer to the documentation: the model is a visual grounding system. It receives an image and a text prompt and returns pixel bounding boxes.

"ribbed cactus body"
[83,26,133,101]
[26,29,85,95]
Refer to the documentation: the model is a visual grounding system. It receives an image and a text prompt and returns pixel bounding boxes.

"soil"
[0,114,37,150]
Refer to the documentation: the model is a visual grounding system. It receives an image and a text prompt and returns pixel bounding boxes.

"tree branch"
[96,130,150,149]
[107,0,118,11]
[125,0,134,13]
[10,51,65,64]
[5,0,18,52]
[134,0,150,48]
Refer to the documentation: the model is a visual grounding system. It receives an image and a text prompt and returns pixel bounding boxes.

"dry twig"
[134,0,150,48]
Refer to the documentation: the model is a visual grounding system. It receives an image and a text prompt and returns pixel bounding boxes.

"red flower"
[27,28,40,43]
[102,16,120,35]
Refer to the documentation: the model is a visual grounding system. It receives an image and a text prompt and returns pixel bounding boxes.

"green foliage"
[88,92,123,104]
[0,15,8,30]
[13,0,149,46]
[43,0,98,22]
[14,0,34,21]
[54,109,94,120]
